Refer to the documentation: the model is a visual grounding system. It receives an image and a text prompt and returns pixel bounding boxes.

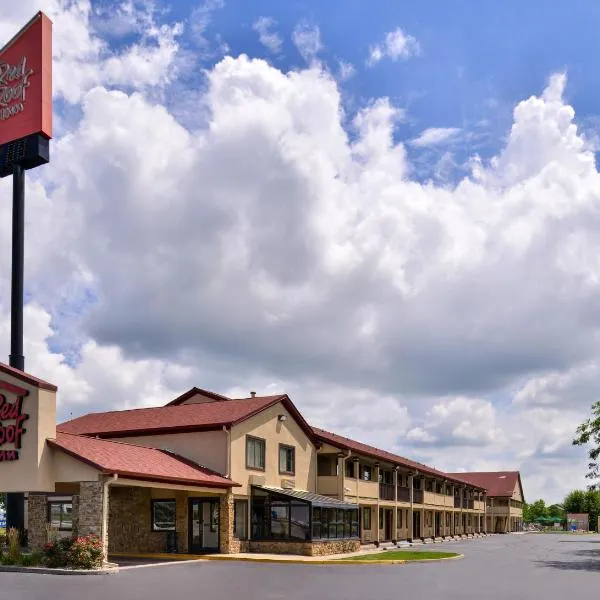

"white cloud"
[367,27,420,66]
[292,20,322,63]
[411,127,461,147]
[1,3,599,503]
[406,397,503,447]
[337,60,356,81]
[253,16,282,54]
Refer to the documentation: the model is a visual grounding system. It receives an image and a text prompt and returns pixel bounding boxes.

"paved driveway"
[1,534,599,600]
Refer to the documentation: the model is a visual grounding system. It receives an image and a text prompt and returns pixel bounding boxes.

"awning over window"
[254,485,358,509]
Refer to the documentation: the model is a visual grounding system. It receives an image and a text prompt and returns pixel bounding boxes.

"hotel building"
[0,363,523,560]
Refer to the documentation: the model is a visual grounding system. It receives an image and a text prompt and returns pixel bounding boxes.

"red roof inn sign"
[0,380,29,461]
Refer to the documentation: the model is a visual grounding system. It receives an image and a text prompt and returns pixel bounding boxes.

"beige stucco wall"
[512,479,524,502]
[0,374,56,492]
[110,430,228,474]
[230,402,316,495]
[52,448,101,482]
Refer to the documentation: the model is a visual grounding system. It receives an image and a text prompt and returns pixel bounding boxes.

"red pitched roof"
[0,361,57,391]
[58,394,316,442]
[49,432,238,488]
[446,471,522,498]
[312,427,485,489]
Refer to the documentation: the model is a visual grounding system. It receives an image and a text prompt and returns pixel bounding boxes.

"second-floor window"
[345,461,356,478]
[279,444,295,475]
[246,436,266,471]
[360,464,372,481]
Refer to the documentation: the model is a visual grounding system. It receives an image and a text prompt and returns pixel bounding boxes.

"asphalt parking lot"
[1,534,599,600]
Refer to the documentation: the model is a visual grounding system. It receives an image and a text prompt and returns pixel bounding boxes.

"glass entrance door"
[189,499,220,553]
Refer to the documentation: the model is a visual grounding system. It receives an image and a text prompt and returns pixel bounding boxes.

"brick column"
[79,481,109,561]
[219,490,236,554]
[27,493,48,552]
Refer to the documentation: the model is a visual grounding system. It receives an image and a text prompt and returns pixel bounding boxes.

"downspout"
[223,425,231,478]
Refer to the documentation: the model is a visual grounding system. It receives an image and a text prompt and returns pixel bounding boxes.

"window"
[363,506,372,530]
[360,464,372,481]
[151,500,176,531]
[312,507,322,539]
[290,504,310,540]
[271,503,290,538]
[48,501,72,531]
[426,479,433,492]
[279,444,295,475]
[234,500,247,539]
[318,455,335,476]
[345,460,356,478]
[246,436,266,471]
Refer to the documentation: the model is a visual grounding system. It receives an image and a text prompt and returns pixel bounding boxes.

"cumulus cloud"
[1,3,599,502]
[367,27,420,66]
[253,16,282,54]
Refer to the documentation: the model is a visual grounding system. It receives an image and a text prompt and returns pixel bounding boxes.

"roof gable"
[165,387,232,406]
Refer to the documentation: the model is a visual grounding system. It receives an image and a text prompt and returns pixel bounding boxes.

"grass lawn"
[344,551,459,561]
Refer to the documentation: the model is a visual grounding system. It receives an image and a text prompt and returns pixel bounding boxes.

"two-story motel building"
[0,363,524,560]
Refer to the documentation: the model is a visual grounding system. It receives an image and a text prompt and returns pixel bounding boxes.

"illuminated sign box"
[0,12,52,177]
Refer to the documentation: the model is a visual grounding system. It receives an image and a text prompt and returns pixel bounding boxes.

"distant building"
[567,513,589,531]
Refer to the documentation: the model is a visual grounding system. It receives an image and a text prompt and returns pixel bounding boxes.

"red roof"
[49,432,238,488]
[446,471,522,498]
[58,394,315,441]
[0,361,57,391]
[312,427,485,490]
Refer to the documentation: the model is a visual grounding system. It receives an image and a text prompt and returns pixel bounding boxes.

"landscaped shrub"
[7,528,21,562]
[66,535,103,570]
[20,552,43,567]
[43,537,74,568]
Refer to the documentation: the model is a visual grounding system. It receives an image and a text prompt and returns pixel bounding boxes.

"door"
[384,509,392,541]
[435,512,441,537]
[412,511,421,539]
[189,499,220,553]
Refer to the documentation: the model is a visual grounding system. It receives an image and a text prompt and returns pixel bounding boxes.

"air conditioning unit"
[249,475,266,486]
[281,479,295,490]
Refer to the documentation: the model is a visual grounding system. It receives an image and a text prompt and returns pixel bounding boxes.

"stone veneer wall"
[27,493,48,552]
[79,481,108,559]
[109,487,169,553]
[219,491,238,554]
[71,494,80,537]
[249,539,360,556]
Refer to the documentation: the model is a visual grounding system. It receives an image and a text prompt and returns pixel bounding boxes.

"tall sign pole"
[0,12,52,536]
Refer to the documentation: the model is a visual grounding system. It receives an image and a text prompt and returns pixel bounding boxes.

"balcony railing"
[379,483,395,501]
[413,489,424,504]
[397,486,410,502]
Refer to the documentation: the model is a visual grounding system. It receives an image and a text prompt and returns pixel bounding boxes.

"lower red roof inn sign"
[0,380,29,461]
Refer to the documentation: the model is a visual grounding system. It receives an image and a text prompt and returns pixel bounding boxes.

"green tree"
[564,490,587,514]
[525,499,547,522]
[584,490,600,532]
[573,401,600,485]
[547,504,564,519]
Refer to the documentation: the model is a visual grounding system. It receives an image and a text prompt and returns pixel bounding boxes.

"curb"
[0,565,119,576]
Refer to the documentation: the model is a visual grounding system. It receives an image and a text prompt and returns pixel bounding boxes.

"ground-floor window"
[48,501,73,531]
[151,499,176,531]
[234,500,247,539]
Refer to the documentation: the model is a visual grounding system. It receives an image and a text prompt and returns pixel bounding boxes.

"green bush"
[20,552,43,567]
[66,536,103,570]
[43,537,74,568]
